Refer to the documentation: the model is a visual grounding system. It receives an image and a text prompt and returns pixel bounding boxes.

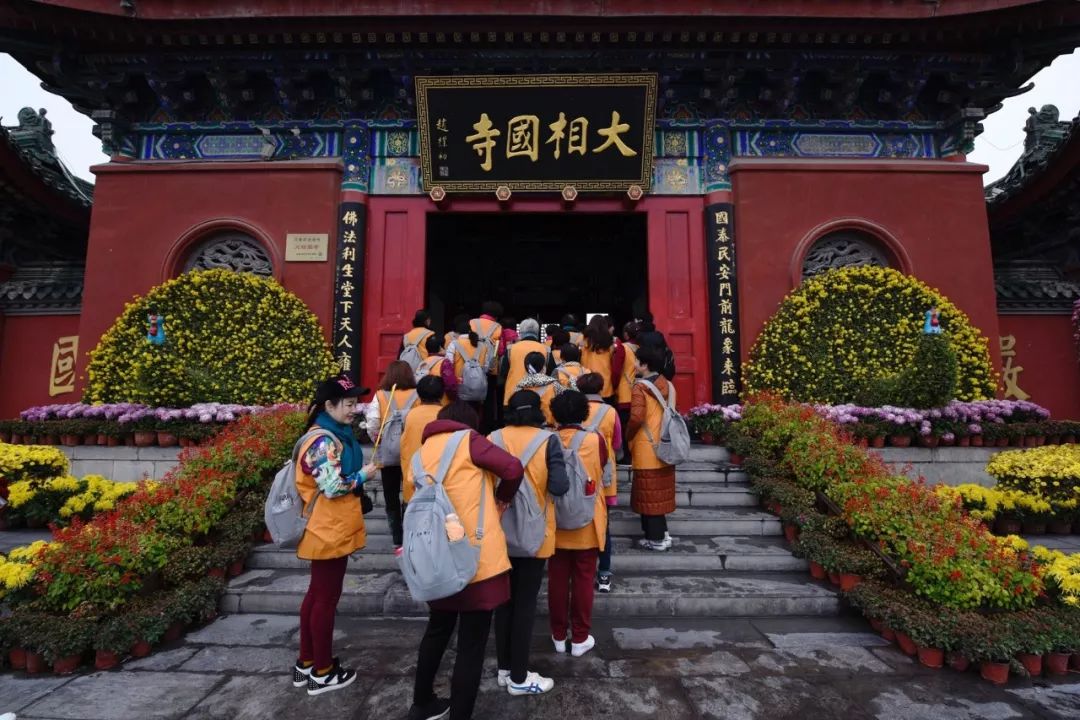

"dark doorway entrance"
[426,213,648,336]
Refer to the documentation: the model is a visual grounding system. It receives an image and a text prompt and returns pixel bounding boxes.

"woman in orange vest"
[576,373,622,594]
[552,343,586,388]
[514,351,563,427]
[501,318,549,406]
[400,375,448,500]
[471,300,504,433]
[490,390,569,696]
[442,317,483,408]
[363,361,418,553]
[294,376,377,695]
[581,315,625,404]
[616,321,642,460]
[627,345,677,552]
[444,312,469,351]
[399,309,435,366]
[548,390,608,658]
[409,401,524,720]
[544,325,567,366]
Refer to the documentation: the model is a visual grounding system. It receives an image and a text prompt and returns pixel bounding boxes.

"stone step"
[247,535,806,573]
[356,507,781,537]
[220,568,838,618]
[367,482,757,509]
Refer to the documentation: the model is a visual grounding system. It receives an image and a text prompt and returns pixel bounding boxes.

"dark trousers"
[481,379,501,434]
[494,556,546,684]
[414,608,493,720]
[298,556,348,670]
[381,464,404,546]
[598,522,613,574]
[617,407,631,462]
[548,548,599,644]
[641,514,668,542]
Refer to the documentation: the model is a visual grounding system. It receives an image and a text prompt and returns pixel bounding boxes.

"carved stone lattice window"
[802,231,890,280]
[183,232,273,276]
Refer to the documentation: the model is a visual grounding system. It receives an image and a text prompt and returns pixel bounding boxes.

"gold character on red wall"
[49,336,79,397]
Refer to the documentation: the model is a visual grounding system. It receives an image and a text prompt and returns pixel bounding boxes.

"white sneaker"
[497,669,510,687]
[507,671,555,696]
[663,532,674,549]
[552,635,567,654]
[571,635,596,657]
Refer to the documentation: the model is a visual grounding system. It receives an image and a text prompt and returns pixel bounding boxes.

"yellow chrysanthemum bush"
[743,266,997,405]
[84,269,337,406]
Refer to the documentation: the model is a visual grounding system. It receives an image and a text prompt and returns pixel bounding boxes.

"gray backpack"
[402,430,483,602]
[375,390,419,467]
[490,429,551,557]
[554,363,582,388]
[554,430,597,530]
[399,330,434,374]
[264,429,342,549]
[472,320,500,373]
[637,378,691,466]
[415,356,443,382]
[584,403,615,489]
[457,342,489,402]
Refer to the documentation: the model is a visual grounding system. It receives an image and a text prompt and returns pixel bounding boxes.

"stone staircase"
[222,445,839,618]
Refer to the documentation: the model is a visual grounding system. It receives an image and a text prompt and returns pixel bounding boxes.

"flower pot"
[856,437,869,448]
[1016,653,1042,676]
[868,618,883,633]
[8,648,27,670]
[134,431,157,447]
[917,435,939,448]
[23,436,38,444]
[1048,520,1073,535]
[896,632,917,656]
[262,527,274,543]
[130,640,152,658]
[828,572,841,587]
[156,431,178,447]
[60,434,81,447]
[881,627,896,643]
[25,651,47,675]
[783,525,798,543]
[996,437,1010,447]
[980,661,1009,685]
[940,436,956,447]
[1022,521,1046,536]
[208,566,226,579]
[0,430,9,443]
[958,437,970,447]
[947,652,970,672]
[889,435,912,448]
[95,649,121,671]
[1046,652,1070,676]
[728,452,743,466]
[97,433,108,445]
[917,646,944,669]
[106,436,121,447]
[84,433,99,446]
[9,433,21,444]
[228,559,245,577]
[41,434,59,445]
[1071,653,1080,670]
[971,435,984,447]
[700,432,714,445]
[994,517,1022,536]
[808,561,826,580]
[1024,436,1045,448]
[871,436,885,448]
[839,573,861,592]
[53,654,81,675]
[163,621,184,643]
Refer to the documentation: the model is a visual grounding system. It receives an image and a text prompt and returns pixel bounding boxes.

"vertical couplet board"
[704,202,741,404]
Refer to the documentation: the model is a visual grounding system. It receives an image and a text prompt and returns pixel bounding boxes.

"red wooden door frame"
[362,195,712,408]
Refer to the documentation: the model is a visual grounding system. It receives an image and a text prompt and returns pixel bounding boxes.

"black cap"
[317,375,371,402]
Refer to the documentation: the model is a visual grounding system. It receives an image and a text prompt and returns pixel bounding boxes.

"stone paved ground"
[2,614,1078,720]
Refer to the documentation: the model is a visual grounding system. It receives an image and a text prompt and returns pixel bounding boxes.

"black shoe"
[293,656,338,688]
[408,697,451,720]
[306,660,357,696]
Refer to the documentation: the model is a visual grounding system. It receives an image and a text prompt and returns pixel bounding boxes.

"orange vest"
[582,343,615,396]
[453,337,490,382]
[554,427,608,551]
[470,317,502,375]
[586,400,618,498]
[490,425,557,558]
[504,339,550,405]
[416,357,451,405]
[630,377,673,471]
[553,362,585,388]
[400,403,443,502]
[617,342,638,405]
[295,433,366,560]
[403,327,435,361]
[415,431,510,585]
[568,331,584,347]
[523,383,558,427]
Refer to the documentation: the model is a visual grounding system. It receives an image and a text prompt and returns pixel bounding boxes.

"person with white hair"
[500,318,550,407]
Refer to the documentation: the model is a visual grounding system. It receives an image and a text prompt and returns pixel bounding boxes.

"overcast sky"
[1,49,1078,186]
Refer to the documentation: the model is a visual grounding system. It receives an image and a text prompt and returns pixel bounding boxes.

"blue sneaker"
[506,671,554,696]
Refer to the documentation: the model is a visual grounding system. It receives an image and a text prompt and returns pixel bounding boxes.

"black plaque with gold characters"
[332,202,365,378]
[416,74,657,192]
[705,202,741,405]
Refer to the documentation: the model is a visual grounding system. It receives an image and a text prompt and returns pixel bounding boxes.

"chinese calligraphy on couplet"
[332,204,364,376]
[706,205,741,405]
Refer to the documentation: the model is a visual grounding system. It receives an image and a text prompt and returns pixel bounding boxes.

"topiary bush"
[743,266,996,405]
[85,269,336,406]
[858,334,959,408]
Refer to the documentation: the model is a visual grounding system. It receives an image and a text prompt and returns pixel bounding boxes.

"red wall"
[79,160,343,379]
[997,315,1080,419]
[729,158,1003,377]
[0,314,82,418]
